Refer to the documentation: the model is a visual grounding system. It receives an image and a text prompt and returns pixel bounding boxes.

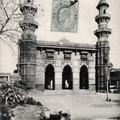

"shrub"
[26,97,43,106]
[0,105,15,120]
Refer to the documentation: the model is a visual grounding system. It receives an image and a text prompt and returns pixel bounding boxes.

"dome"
[99,0,107,4]
[59,38,70,45]
[97,0,109,9]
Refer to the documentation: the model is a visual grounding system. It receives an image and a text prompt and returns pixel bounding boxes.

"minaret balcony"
[20,4,37,16]
[19,20,38,31]
[95,14,110,23]
[94,28,112,37]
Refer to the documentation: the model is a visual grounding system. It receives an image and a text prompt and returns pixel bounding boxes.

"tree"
[0,0,43,51]
[0,0,43,73]
[0,0,22,50]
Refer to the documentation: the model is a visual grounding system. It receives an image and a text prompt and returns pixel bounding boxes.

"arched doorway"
[45,64,55,90]
[62,65,73,90]
[80,65,89,89]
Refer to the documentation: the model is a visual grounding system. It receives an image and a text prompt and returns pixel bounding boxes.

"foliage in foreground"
[0,83,71,120]
[0,83,43,120]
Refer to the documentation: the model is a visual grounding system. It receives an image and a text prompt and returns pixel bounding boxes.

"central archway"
[80,65,89,89]
[45,64,55,90]
[62,65,73,90]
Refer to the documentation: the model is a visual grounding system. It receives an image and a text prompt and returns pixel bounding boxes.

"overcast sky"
[0,0,120,73]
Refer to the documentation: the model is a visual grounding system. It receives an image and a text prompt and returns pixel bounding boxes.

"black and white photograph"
[0,0,120,120]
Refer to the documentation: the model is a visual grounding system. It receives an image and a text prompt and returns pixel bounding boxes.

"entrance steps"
[38,89,96,96]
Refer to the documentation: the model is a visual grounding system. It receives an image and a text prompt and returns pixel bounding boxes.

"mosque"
[18,0,112,92]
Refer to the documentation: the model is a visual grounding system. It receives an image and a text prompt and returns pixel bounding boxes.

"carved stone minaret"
[95,0,112,92]
[19,0,38,88]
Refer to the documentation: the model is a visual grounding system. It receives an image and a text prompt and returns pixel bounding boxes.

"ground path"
[28,90,120,120]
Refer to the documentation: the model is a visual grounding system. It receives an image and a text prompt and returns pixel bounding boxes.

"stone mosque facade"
[18,0,111,92]
[36,40,96,91]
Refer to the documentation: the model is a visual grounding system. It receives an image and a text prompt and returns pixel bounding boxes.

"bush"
[0,105,15,120]
[26,97,42,106]
[0,83,43,120]
[0,83,26,108]
[14,80,28,90]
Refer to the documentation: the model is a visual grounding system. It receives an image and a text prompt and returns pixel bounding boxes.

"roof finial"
[25,0,33,4]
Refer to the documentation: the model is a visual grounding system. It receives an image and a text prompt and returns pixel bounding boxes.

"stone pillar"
[73,62,79,90]
[72,52,80,90]
[36,50,45,90]
[55,51,63,90]
[55,65,62,90]
[88,53,95,90]
[89,64,95,90]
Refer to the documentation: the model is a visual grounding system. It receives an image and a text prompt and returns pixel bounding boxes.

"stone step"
[39,89,96,96]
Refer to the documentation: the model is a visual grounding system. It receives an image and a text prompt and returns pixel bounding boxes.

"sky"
[0,0,120,73]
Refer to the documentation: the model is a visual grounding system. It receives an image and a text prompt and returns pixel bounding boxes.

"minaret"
[19,0,38,88]
[94,0,112,92]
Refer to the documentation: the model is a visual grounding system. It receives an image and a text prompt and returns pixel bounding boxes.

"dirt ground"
[28,90,120,120]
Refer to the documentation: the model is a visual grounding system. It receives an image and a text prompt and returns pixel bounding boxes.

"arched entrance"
[45,64,55,90]
[80,65,89,89]
[62,65,73,89]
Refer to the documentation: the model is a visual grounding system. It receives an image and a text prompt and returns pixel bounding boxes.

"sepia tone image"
[0,0,120,120]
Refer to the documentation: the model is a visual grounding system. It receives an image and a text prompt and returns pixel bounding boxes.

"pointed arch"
[80,65,89,89]
[62,65,73,89]
[45,64,55,90]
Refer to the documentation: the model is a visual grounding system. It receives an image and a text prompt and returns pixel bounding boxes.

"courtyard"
[28,90,120,120]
